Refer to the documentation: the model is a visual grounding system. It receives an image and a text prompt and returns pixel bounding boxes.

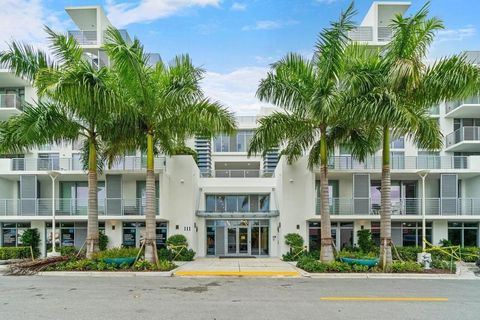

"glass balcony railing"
[0,94,22,110]
[0,198,160,216]
[200,170,274,178]
[445,127,480,147]
[348,26,373,41]
[315,198,480,216]
[445,95,480,114]
[68,30,98,45]
[377,26,393,42]
[7,156,166,172]
[327,156,469,170]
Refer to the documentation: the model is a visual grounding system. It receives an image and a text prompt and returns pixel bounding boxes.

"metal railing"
[446,127,480,147]
[0,94,21,110]
[196,210,279,217]
[68,30,98,45]
[0,198,159,216]
[8,156,166,172]
[445,95,480,114]
[377,27,393,42]
[348,26,373,41]
[315,198,480,216]
[200,170,274,178]
[327,156,469,170]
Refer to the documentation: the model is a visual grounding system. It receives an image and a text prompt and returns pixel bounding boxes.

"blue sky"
[1,0,480,114]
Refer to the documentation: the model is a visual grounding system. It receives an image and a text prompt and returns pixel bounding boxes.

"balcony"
[68,30,98,45]
[315,198,480,216]
[445,127,480,152]
[377,27,393,42]
[4,156,166,172]
[200,170,274,178]
[328,156,469,170]
[0,198,159,216]
[196,210,279,218]
[348,26,373,41]
[445,95,480,118]
[0,94,22,120]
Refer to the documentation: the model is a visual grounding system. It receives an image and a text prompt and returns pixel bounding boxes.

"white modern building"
[0,2,479,258]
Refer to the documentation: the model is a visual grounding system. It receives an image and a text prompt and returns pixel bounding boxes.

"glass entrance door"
[238,227,248,254]
[227,227,237,254]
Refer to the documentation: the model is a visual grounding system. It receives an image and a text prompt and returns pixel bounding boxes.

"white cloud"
[231,2,247,11]
[242,20,298,31]
[0,0,68,51]
[436,26,476,42]
[106,0,221,27]
[202,67,273,114]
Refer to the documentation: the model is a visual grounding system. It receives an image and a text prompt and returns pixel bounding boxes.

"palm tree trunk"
[86,141,99,258]
[379,126,393,268]
[319,133,334,262]
[144,131,159,264]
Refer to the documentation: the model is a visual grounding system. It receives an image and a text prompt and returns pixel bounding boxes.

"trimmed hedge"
[0,247,31,260]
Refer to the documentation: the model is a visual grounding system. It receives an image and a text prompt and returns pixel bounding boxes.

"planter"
[340,257,379,267]
[102,257,136,266]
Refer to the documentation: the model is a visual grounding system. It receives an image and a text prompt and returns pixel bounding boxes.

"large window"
[1,222,30,247]
[315,180,339,215]
[60,181,105,215]
[213,130,254,152]
[308,222,352,251]
[205,194,270,212]
[448,222,478,247]
[371,221,432,247]
[122,222,168,248]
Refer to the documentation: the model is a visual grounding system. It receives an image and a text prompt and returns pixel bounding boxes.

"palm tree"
[352,3,479,267]
[104,29,236,264]
[0,28,123,258]
[248,4,379,262]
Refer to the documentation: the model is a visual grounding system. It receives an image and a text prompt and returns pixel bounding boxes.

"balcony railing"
[0,94,21,110]
[446,127,480,147]
[200,170,274,178]
[328,156,469,170]
[8,156,166,172]
[348,26,373,41]
[315,198,480,216]
[68,30,98,45]
[0,198,159,216]
[445,95,480,114]
[377,27,393,42]
[196,210,279,217]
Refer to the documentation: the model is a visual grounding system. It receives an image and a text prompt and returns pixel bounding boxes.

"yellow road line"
[175,271,300,277]
[320,297,448,302]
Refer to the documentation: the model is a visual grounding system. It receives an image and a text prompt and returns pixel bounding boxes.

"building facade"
[0,2,479,258]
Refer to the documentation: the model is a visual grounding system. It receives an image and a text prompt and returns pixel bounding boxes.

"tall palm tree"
[0,28,123,258]
[352,3,479,267]
[248,4,379,262]
[104,29,236,264]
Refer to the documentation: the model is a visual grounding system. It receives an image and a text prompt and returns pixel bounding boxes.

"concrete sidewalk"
[174,258,302,277]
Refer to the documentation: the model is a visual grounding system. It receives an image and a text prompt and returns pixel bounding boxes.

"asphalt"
[1,276,479,320]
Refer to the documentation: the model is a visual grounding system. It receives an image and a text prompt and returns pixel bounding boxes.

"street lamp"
[47,171,61,257]
[416,169,430,269]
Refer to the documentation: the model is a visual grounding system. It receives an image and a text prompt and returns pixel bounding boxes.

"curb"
[174,271,301,277]
[35,270,175,277]
[303,272,478,280]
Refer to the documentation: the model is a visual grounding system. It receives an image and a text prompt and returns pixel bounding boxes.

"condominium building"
[0,2,479,258]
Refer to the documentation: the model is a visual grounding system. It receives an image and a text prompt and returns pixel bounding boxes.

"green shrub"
[19,229,41,257]
[93,247,140,259]
[60,246,77,257]
[357,229,376,253]
[158,247,195,261]
[390,261,423,273]
[99,233,109,251]
[297,256,372,273]
[439,239,452,247]
[460,247,480,262]
[0,246,31,260]
[336,249,377,259]
[394,247,422,261]
[166,234,188,247]
[133,260,157,271]
[282,233,305,261]
[162,235,195,261]
[158,259,177,271]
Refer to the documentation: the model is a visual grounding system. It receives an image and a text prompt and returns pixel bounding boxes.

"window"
[213,131,254,152]
[205,195,269,212]
[308,222,351,251]
[371,221,431,247]
[1,222,30,247]
[391,136,405,149]
[315,180,339,214]
[448,222,478,247]
[418,151,440,169]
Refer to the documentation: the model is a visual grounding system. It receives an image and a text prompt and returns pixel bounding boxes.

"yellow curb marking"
[175,271,300,277]
[320,297,448,302]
